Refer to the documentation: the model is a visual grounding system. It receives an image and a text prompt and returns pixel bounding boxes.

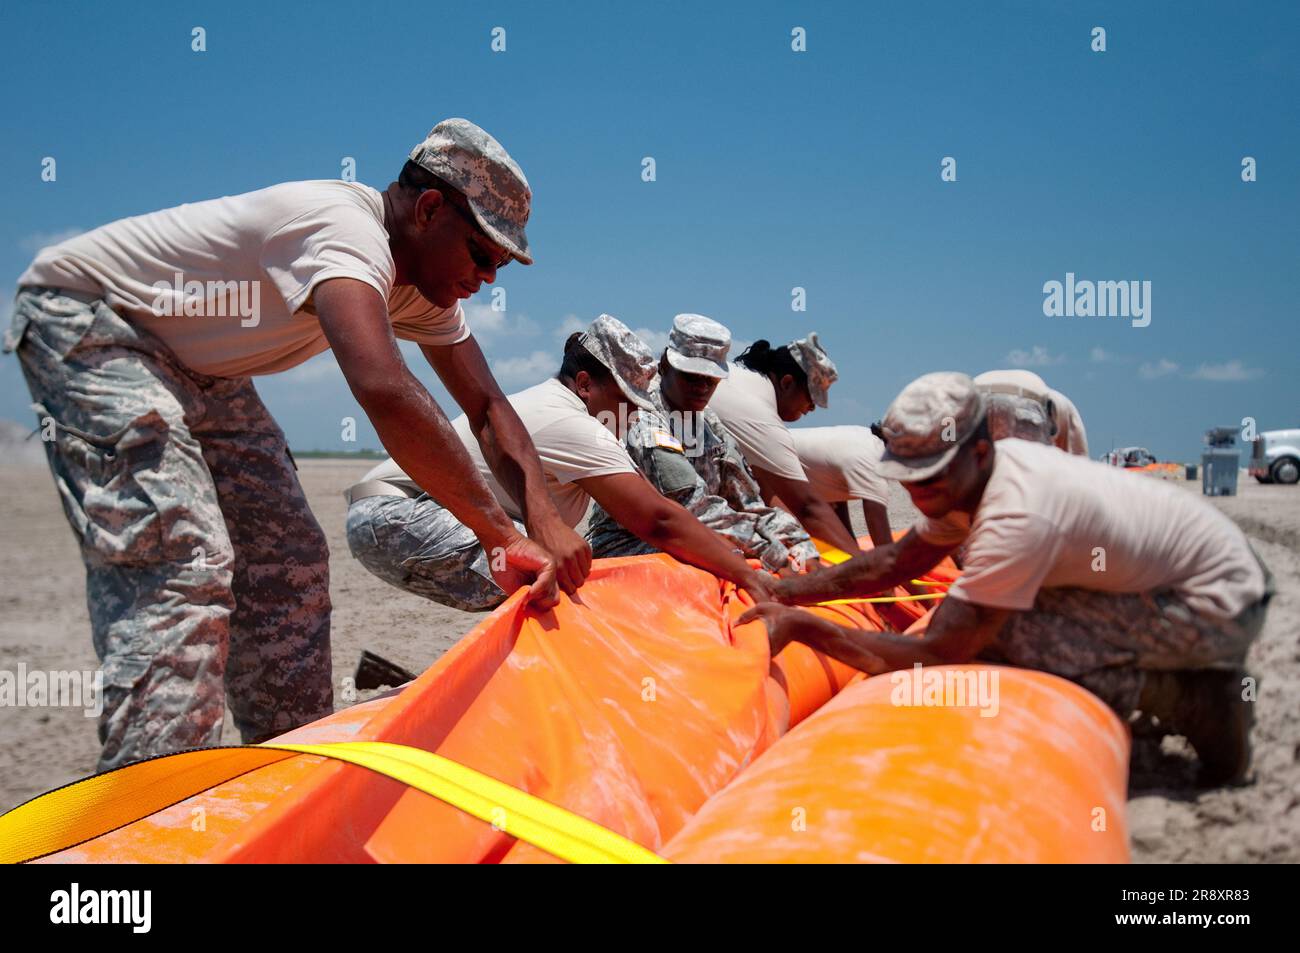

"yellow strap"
[808,540,948,605]
[0,740,666,865]
[811,539,853,563]
[816,592,945,606]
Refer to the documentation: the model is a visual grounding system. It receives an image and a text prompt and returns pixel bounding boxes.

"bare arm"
[753,466,862,554]
[861,499,894,549]
[579,471,775,600]
[422,339,590,594]
[774,527,955,605]
[314,278,557,606]
[832,501,855,536]
[740,594,1011,672]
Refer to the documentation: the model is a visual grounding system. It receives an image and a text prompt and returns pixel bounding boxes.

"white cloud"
[1090,347,1118,363]
[633,326,670,354]
[553,313,585,341]
[1005,345,1063,367]
[1139,358,1179,379]
[552,314,669,356]
[1189,360,1264,382]
[490,350,556,388]
[464,299,538,342]
[18,227,85,253]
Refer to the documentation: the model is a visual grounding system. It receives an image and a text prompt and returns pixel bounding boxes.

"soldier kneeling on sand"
[344,314,777,612]
[586,313,820,575]
[743,372,1273,786]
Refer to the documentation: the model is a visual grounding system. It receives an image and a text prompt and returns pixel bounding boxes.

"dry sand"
[1,457,1296,862]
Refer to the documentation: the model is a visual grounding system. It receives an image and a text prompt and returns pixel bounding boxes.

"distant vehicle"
[1102,446,1159,468]
[1250,429,1300,485]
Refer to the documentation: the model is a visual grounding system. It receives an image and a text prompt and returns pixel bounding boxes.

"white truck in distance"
[1250,429,1300,485]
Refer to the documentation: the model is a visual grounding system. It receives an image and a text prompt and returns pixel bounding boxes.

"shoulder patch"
[652,429,684,453]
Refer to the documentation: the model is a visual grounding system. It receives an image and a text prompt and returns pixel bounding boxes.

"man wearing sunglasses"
[743,372,1272,786]
[6,117,582,770]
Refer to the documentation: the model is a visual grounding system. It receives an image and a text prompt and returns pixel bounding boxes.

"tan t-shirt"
[362,378,637,528]
[707,363,807,481]
[915,439,1265,618]
[18,180,468,377]
[790,426,890,506]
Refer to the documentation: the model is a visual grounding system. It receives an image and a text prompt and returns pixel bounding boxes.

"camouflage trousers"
[346,494,523,612]
[985,586,1269,717]
[5,288,333,771]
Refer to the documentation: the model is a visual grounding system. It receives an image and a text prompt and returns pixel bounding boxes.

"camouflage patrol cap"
[787,332,837,408]
[973,369,1051,403]
[985,393,1053,445]
[580,314,657,412]
[876,372,988,482]
[974,368,1058,438]
[409,118,533,265]
[665,313,731,379]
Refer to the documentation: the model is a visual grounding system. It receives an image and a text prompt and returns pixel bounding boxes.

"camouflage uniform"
[877,370,1271,719]
[5,288,333,771]
[346,493,524,612]
[586,390,818,572]
[346,314,655,608]
[587,313,817,572]
[983,578,1272,717]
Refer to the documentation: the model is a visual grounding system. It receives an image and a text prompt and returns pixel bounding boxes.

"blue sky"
[1,0,1295,461]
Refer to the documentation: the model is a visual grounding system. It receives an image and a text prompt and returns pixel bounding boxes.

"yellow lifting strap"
[0,740,667,865]
[807,541,948,605]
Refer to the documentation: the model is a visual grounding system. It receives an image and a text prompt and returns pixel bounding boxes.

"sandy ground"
[1,456,1296,862]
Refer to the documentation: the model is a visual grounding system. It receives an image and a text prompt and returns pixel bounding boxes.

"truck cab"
[1250,429,1300,484]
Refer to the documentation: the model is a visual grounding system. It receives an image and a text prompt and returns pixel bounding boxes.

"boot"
[1138,668,1254,787]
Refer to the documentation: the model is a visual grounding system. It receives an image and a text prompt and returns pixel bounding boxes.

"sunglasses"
[419,187,512,271]
[908,461,955,488]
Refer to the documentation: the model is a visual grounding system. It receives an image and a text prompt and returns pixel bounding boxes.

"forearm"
[474,398,563,532]
[361,375,516,548]
[800,617,949,671]
[863,500,894,549]
[832,500,856,536]
[776,543,911,604]
[640,503,761,586]
[792,496,862,554]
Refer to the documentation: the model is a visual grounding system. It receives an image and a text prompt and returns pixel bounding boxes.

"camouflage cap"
[973,368,1050,403]
[787,332,837,408]
[409,118,533,265]
[985,393,1053,445]
[580,314,657,413]
[876,372,988,482]
[974,368,1057,437]
[665,313,731,379]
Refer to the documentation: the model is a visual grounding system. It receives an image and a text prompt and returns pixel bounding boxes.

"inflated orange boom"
[26,550,1129,863]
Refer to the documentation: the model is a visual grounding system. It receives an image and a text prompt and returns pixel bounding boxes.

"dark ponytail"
[735,339,808,388]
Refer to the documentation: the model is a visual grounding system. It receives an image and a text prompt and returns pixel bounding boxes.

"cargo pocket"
[41,405,169,567]
[100,651,154,696]
[6,289,101,360]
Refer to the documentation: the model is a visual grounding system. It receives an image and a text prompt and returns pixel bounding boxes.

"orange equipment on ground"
[18,550,1128,863]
